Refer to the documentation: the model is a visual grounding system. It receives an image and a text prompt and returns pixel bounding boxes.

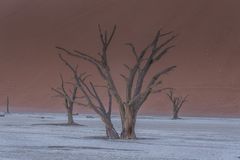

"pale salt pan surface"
[0,113,239,160]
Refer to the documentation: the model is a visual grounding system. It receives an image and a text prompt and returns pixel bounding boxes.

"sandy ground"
[0,113,240,160]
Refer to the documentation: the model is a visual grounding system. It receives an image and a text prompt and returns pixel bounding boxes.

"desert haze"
[0,0,240,117]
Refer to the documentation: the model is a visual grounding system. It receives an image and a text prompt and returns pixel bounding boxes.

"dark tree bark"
[67,104,74,124]
[166,89,188,120]
[56,25,176,139]
[6,96,10,114]
[52,74,79,125]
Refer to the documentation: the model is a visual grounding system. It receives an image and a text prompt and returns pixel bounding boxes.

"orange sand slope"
[0,0,239,116]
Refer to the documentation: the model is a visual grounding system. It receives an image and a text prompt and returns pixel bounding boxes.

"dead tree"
[6,96,10,114]
[59,54,119,139]
[52,74,79,125]
[56,25,176,139]
[166,89,187,119]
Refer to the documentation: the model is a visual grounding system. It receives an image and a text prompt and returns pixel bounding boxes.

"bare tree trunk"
[105,124,119,139]
[105,126,119,139]
[101,116,119,139]
[67,107,74,125]
[6,96,10,114]
[172,109,179,119]
[121,107,137,139]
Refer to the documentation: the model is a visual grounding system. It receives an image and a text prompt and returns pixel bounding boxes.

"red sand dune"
[0,0,239,117]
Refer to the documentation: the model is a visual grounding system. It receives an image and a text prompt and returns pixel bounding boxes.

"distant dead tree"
[6,96,10,114]
[58,54,119,139]
[166,89,187,119]
[52,74,79,125]
[56,24,176,139]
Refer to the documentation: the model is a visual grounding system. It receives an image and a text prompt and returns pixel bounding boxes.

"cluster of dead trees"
[53,25,187,139]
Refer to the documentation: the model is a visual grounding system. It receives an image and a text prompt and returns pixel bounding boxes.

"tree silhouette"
[57,25,176,139]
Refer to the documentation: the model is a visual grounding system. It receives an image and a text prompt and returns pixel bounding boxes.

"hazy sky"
[0,0,239,116]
